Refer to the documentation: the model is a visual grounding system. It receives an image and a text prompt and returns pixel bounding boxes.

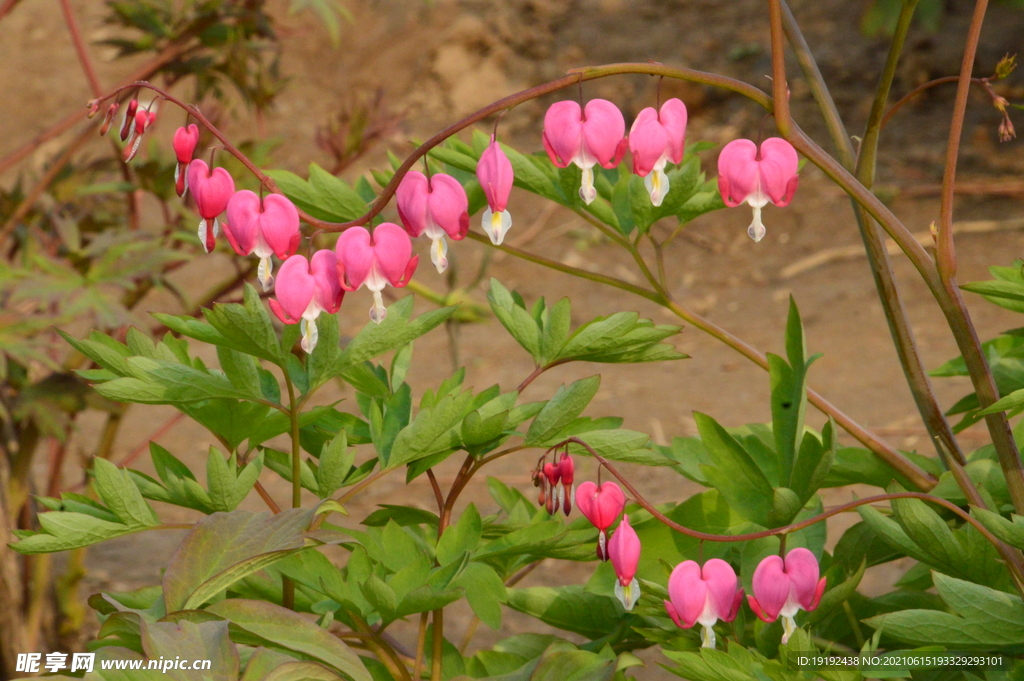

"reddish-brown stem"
[883,76,979,127]
[0,42,188,177]
[45,439,69,498]
[117,413,185,468]
[0,0,22,23]
[254,481,281,514]
[516,360,569,393]
[426,469,445,516]
[565,438,987,547]
[937,0,990,281]
[58,0,103,98]
[767,0,791,135]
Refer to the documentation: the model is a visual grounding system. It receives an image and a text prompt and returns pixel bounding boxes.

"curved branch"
[562,437,1024,594]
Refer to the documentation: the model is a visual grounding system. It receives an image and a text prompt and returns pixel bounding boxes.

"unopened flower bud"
[120,99,139,141]
[999,116,1016,142]
[99,103,119,136]
[87,100,101,118]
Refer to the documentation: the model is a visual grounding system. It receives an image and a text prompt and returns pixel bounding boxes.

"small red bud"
[537,483,547,508]
[543,461,560,487]
[558,452,574,485]
[87,101,101,118]
[120,99,139,141]
[99,103,119,136]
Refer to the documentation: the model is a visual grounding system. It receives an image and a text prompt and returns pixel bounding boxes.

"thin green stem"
[414,612,428,680]
[779,0,851,164]
[353,613,412,681]
[480,231,936,489]
[431,608,443,681]
[848,0,972,475]
[282,369,301,610]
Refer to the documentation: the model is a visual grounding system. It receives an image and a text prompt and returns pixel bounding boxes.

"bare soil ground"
[3,0,1024,675]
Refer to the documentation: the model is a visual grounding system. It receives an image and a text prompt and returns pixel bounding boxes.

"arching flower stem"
[561,437,1024,597]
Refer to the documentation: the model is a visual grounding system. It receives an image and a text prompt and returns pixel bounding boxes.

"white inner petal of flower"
[645,166,670,207]
[198,219,213,253]
[614,577,640,611]
[300,317,319,353]
[482,208,512,246]
[700,624,717,649]
[431,236,449,274]
[257,257,274,291]
[369,290,387,324]
[578,166,597,205]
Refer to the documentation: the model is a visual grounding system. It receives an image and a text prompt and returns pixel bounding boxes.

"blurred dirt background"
[3,0,1024,675]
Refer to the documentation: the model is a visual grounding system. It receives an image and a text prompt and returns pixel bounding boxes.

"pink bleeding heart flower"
[717,137,799,243]
[542,99,627,205]
[575,480,626,560]
[269,250,344,353]
[747,548,826,644]
[224,191,301,290]
[186,159,235,254]
[335,222,419,324]
[664,559,743,649]
[395,172,469,274]
[173,124,200,197]
[608,514,641,611]
[476,135,514,245]
[629,98,687,207]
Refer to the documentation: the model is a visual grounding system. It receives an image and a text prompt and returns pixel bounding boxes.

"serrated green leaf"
[163,509,313,612]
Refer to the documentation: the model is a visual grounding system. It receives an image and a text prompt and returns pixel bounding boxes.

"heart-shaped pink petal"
[269,254,315,324]
[575,481,626,531]
[259,194,301,259]
[581,99,626,169]
[542,100,584,168]
[667,560,708,628]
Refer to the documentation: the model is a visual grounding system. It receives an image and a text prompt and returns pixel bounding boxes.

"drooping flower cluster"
[533,450,575,517]
[561,460,825,642]
[111,85,801,351]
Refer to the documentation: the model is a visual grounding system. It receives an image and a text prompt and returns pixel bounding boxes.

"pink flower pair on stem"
[662,548,824,649]
[269,223,419,350]
[718,138,800,242]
